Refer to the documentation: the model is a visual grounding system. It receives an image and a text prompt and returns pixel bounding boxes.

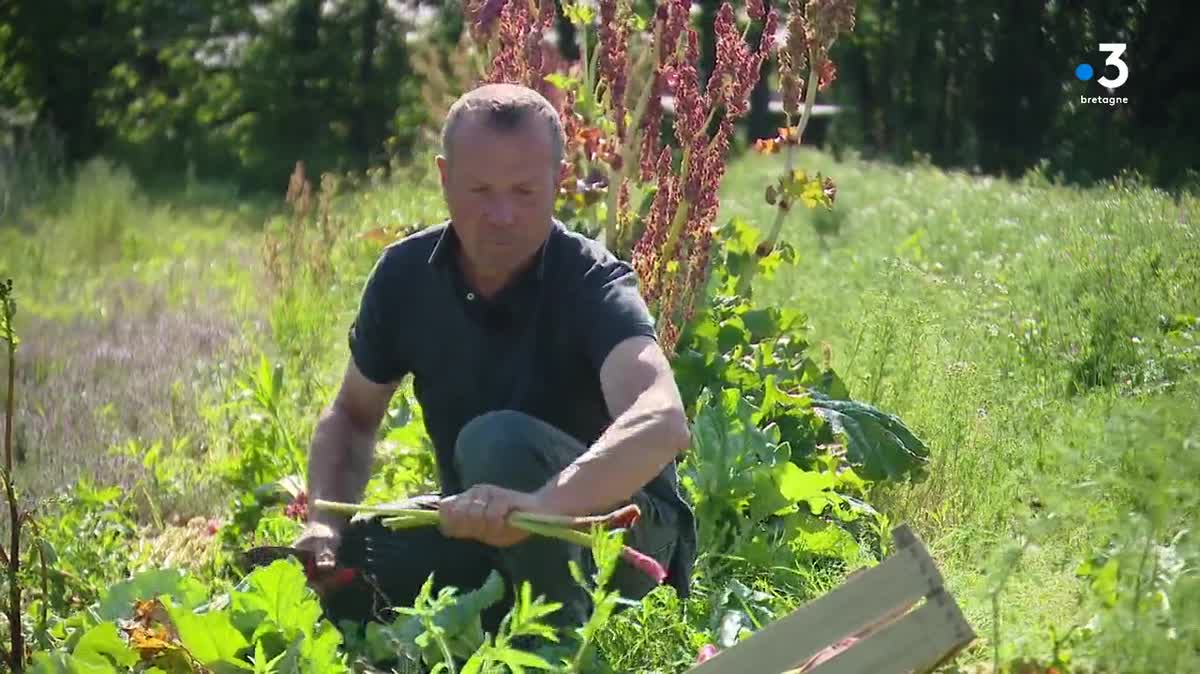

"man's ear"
[436,155,449,190]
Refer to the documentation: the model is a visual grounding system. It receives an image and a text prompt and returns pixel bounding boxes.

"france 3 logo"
[1076,43,1129,106]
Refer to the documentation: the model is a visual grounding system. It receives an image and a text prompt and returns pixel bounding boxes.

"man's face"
[437,112,558,285]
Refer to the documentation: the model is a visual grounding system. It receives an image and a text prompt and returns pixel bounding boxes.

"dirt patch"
[5,278,252,513]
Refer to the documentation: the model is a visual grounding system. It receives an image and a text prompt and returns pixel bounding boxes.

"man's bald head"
[440,83,566,170]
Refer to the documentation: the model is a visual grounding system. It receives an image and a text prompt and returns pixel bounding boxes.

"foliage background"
[2,0,1197,198]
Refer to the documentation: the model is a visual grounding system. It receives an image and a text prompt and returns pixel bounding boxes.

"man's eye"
[471,186,489,194]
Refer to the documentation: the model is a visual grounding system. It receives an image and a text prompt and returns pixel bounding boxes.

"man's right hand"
[293,521,342,573]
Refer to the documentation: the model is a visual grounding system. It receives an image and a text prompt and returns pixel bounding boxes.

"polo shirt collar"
[427,219,561,282]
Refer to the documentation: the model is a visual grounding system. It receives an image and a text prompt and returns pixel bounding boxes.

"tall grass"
[722,147,1200,667]
[0,155,271,520]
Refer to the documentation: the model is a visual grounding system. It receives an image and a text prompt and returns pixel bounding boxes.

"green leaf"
[788,517,863,559]
[167,601,252,670]
[498,648,554,671]
[98,569,209,621]
[562,1,596,25]
[279,620,347,674]
[748,470,790,522]
[38,538,59,566]
[253,640,273,674]
[741,309,779,343]
[800,176,831,208]
[722,217,763,256]
[1085,557,1121,608]
[73,622,138,669]
[544,72,580,95]
[755,244,796,278]
[441,569,507,632]
[716,319,749,354]
[686,389,786,520]
[819,368,851,400]
[253,514,304,547]
[31,651,117,674]
[231,559,323,644]
[775,463,839,515]
[388,570,508,668]
[809,394,930,482]
[759,375,810,421]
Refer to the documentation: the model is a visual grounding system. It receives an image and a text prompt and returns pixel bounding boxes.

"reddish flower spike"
[285,492,309,522]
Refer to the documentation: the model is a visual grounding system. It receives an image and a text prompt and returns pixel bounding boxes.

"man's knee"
[453,410,554,490]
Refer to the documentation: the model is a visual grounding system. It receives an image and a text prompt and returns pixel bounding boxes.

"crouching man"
[292,82,697,650]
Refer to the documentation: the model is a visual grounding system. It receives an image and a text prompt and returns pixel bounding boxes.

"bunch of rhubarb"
[313,499,667,583]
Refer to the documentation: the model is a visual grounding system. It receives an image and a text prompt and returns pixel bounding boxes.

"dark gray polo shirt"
[346,218,696,597]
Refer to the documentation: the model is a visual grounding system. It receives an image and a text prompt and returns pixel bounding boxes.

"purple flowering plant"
[463,0,857,357]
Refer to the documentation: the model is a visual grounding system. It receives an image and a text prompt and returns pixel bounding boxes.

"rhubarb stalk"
[314,499,666,584]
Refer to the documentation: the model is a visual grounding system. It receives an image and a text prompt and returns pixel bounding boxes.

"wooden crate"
[686,524,975,674]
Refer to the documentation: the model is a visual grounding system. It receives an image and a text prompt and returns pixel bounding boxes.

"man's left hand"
[438,485,549,548]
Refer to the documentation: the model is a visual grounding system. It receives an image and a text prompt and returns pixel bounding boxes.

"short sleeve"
[347,249,409,384]
[579,260,659,371]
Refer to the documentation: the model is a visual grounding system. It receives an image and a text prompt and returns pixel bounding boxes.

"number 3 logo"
[1097,43,1129,89]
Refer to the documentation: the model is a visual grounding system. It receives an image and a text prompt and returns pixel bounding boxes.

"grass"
[722,146,1199,665]
[2,143,1197,672]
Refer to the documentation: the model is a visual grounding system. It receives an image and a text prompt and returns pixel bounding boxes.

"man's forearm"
[306,406,377,528]
[535,393,690,516]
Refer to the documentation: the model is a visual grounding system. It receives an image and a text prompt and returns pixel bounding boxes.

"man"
[293,83,698,645]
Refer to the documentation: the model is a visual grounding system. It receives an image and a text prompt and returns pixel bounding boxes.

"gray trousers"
[319,410,680,636]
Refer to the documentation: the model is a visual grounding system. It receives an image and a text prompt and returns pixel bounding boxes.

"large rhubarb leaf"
[164,597,252,671]
[809,392,930,482]
[230,558,323,645]
[98,569,209,622]
[72,622,138,670]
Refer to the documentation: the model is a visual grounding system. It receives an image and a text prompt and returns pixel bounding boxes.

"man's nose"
[488,196,516,225]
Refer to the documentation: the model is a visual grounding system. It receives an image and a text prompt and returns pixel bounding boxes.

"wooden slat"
[685,534,945,674]
[805,589,976,674]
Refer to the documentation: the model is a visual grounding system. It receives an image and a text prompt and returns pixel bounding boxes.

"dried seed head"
[807,0,856,52]
[598,0,630,138]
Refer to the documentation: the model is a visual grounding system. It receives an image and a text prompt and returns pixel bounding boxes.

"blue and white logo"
[1077,43,1129,105]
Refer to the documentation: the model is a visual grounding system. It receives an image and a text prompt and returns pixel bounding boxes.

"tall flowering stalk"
[755,0,856,257]
[629,0,779,353]
[464,0,560,102]
[462,0,854,356]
